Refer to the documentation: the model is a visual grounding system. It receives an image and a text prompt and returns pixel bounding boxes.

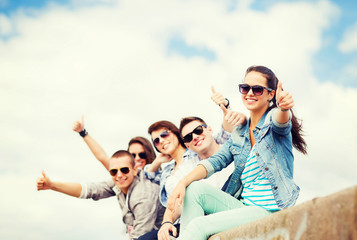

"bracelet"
[79,129,88,137]
[224,98,230,108]
[160,221,173,228]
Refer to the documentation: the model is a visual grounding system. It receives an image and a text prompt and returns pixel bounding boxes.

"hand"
[211,86,228,107]
[276,81,294,111]
[156,153,173,165]
[72,115,85,133]
[158,222,177,240]
[167,182,186,212]
[220,104,247,126]
[37,170,52,191]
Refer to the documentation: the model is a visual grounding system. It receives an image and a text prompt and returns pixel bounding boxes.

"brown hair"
[245,65,307,154]
[148,120,186,152]
[179,116,207,137]
[128,136,156,164]
[110,150,135,167]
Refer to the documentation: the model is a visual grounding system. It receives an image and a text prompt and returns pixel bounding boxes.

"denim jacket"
[199,108,299,209]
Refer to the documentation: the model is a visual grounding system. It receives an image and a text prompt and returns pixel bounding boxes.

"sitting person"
[167,65,308,240]
[36,150,165,240]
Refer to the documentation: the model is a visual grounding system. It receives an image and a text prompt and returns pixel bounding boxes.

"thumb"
[41,170,47,178]
[276,81,283,97]
[211,85,216,94]
[220,104,228,115]
[81,114,85,125]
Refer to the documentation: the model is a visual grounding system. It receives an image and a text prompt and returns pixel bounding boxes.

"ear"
[206,126,213,133]
[185,143,191,149]
[269,90,275,100]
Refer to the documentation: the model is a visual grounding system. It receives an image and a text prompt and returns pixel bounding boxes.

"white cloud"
[0,13,12,35]
[1,0,356,239]
[339,21,357,53]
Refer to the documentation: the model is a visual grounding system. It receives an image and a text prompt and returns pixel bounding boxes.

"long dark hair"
[148,120,186,152]
[246,65,307,154]
[128,137,156,164]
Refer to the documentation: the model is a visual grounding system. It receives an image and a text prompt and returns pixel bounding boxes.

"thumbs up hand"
[36,170,52,191]
[211,86,229,108]
[276,81,294,111]
[72,115,85,133]
[221,104,247,127]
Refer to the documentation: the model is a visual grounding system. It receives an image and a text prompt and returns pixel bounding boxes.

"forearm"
[50,182,82,198]
[275,108,291,124]
[146,159,162,172]
[83,134,110,170]
[181,165,207,187]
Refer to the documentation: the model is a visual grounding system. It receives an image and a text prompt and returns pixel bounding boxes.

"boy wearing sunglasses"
[37,150,164,240]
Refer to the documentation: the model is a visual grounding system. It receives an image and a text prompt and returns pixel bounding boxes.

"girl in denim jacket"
[166,65,307,240]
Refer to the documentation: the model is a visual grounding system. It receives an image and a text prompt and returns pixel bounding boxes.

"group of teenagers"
[37,65,307,240]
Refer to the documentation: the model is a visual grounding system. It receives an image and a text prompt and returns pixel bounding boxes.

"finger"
[41,170,46,178]
[211,85,216,94]
[220,104,229,115]
[276,81,283,101]
[172,226,177,237]
[81,114,84,125]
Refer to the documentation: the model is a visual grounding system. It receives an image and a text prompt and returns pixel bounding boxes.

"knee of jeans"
[183,216,210,239]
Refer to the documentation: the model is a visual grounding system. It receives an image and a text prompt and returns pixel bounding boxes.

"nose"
[247,88,254,95]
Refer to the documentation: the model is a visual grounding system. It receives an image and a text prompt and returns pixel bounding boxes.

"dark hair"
[245,65,307,155]
[179,116,207,137]
[110,150,135,167]
[128,136,156,164]
[148,120,186,152]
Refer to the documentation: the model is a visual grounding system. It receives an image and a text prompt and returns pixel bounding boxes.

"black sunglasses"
[182,125,207,143]
[238,84,273,96]
[153,130,171,146]
[131,152,147,159]
[109,167,130,176]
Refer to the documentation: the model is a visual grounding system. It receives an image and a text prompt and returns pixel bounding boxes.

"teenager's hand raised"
[36,170,52,191]
[220,105,247,127]
[211,86,229,107]
[276,81,294,111]
[72,115,85,132]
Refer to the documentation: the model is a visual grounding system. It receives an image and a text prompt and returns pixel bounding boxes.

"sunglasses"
[182,125,207,143]
[238,84,273,96]
[153,130,171,146]
[131,152,147,159]
[109,167,130,176]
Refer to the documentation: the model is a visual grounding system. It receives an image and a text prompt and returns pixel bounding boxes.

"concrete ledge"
[209,185,357,240]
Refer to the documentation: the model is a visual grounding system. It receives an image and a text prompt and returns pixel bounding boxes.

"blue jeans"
[178,181,276,240]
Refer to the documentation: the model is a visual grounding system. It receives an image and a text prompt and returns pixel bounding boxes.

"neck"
[197,141,220,159]
[249,106,268,129]
[171,145,186,165]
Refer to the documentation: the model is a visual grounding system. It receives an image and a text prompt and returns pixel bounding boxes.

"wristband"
[160,221,173,228]
[79,129,88,137]
[224,98,230,108]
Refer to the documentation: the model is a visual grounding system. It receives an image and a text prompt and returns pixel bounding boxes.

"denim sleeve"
[271,108,292,136]
[198,139,234,178]
[143,164,162,185]
[213,126,231,145]
[80,179,116,200]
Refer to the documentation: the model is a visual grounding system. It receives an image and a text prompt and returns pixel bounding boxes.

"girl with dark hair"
[167,65,307,240]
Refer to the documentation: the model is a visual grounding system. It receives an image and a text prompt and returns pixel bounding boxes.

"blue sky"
[1,0,356,239]
[1,0,356,87]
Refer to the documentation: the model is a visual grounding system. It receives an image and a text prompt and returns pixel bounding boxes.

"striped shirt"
[241,145,279,210]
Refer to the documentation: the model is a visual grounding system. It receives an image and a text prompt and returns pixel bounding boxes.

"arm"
[36,170,81,198]
[158,202,182,240]
[146,153,172,173]
[73,116,110,170]
[211,86,247,133]
[166,165,207,212]
[275,81,293,124]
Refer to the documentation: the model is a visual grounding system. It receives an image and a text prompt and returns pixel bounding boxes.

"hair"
[128,136,156,164]
[179,116,207,137]
[110,150,135,167]
[245,65,307,155]
[148,120,186,152]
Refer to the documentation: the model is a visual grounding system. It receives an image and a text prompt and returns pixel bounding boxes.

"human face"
[151,129,179,155]
[109,156,137,195]
[128,143,147,169]
[181,121,213,154]
[241,71,275,112]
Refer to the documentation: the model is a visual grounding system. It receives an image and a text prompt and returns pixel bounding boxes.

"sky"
[0,0,356,239]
